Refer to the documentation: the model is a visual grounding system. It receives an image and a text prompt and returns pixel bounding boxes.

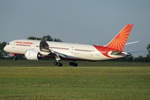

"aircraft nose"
[4,45,8,52]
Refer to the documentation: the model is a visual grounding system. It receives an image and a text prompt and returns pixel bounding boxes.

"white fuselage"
[4,24,133,62]
[4,40,124,61]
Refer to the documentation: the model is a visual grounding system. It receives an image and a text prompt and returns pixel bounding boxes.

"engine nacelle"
[25,49,39,60]
[39,51,50,56]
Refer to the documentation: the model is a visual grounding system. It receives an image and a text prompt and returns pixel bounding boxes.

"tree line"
[27,35,63,42]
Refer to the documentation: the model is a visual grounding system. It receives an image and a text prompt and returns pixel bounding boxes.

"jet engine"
[25,49,39,60]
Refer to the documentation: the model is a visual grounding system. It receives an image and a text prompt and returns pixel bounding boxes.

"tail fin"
[105,24,134,51]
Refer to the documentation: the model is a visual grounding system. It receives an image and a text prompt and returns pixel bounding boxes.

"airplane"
[4,24,134,66]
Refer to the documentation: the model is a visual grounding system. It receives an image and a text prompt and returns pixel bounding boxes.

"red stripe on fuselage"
[15,41,33,46]
[93,45,112,58]
[16,41,33,44]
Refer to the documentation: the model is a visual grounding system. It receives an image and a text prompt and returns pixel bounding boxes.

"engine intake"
[25,49,39,60]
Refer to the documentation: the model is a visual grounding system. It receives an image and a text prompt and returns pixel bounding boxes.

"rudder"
[105,24,134,51]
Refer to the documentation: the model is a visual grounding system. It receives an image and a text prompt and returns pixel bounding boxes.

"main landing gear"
[69,62,78,67]
[54,61,63,67]
[54,61,78,67]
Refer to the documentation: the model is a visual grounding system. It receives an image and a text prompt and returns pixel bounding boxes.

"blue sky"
[0,0,150,56]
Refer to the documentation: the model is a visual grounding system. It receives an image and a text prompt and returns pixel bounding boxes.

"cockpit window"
[6,43,9,45]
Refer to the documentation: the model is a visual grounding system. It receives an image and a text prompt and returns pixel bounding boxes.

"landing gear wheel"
[58,63,63,67]
[13,56,17,61]
[54,62,63,67]
[69,62,78,67]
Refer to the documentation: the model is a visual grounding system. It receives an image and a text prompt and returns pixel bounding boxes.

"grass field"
[1,59,150,67]
[0,66,150,100]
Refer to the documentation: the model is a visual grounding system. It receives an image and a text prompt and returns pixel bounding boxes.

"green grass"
[1,59,150,67]
[0,67,150,100]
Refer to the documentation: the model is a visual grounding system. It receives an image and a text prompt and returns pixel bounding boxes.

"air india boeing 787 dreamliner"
[4,24,134,66]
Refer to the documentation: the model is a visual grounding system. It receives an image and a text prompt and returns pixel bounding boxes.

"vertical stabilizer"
[105,24,134,51]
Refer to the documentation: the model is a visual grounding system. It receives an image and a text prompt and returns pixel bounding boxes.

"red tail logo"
[105,24,134,51]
